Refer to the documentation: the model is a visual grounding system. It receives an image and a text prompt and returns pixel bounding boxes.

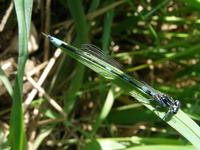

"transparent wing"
[81,44,123,70]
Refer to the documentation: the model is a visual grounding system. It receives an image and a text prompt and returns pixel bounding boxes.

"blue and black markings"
[47,34,181,117]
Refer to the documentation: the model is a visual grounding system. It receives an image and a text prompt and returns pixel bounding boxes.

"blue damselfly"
[45,34,181,119]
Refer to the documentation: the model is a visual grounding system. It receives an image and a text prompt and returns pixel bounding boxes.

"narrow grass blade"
[92,86,115,136]
[97,0,115,101]
[180,0,200,10]
[102,0,114,54]
[33,127,53,150]
[10,0,33,149]
[0,67,13,97]
[64,0,89,114]
[88,0,100,12]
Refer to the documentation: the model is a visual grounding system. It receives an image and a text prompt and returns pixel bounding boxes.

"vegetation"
[0,0,200,149]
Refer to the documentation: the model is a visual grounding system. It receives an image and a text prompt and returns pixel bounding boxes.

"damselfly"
[44,33,181,119]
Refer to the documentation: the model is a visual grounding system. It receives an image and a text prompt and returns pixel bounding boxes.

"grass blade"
[94,3,115,135]
[102,0,114,54]
[91,87,115,136]
[64,0,89,114]
[9,0,33,149]
[0,67,13,97]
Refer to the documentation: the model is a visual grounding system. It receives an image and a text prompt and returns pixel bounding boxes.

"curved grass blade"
[45,35,200,149]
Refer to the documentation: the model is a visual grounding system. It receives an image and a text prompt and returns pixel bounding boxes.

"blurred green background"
[0,0,200,149]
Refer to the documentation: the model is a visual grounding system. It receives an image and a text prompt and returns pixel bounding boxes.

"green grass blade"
[92,87,115,136]
[24,0,33,36]
[96,1,115,132]
[82,136,194,150]
[127,0,160,45]
[125,145,195,150]
[33,127,53,150]
[0,67,13,97]
[9,0,33,149]
[180,0,200,10]
[144,0,170,18]
[102,0,114,54]
[64,0,89,114]
[88,0,100,12]
[95,137,195,150]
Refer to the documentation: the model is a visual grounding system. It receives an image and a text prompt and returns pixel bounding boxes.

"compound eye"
[172,100,181,113]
